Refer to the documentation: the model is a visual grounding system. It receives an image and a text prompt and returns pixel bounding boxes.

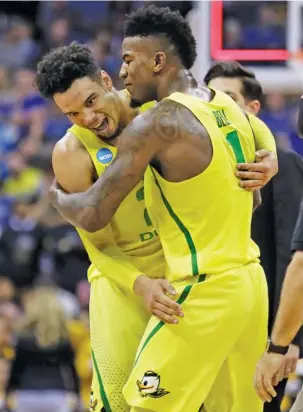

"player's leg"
[204,263,268,412]
[123,267,261,412]
[90,275,150,412]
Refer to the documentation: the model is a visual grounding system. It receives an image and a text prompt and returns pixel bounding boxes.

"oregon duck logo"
[89,391,98,411]
[137,371,169,398]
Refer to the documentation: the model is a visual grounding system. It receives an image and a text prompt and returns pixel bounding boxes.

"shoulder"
[52,131,90,168]
[53,131,84,156]
[52,132,94,192]
[127,98,206,142]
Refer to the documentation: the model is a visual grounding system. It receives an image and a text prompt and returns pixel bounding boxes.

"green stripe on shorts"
[91,350,112,412]
[134,274,206,365]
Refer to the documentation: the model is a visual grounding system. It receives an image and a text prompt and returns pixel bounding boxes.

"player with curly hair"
[36,6,278,411]
[36,42,183,412]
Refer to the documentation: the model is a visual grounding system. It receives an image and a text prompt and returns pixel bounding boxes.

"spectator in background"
[0,17,39,70]
[261,93,296,151]
[0,67,19,173]
[40,216,89,294]
[88,31,122,85]
[1,152,43,197]
[0,66,12,100]
[42,18,71,53]
[0,357,10,410]
[43,102,71,145]
[0,193,43,289]
[0,278,14,304]
[11,69,47,159]
[7,286,80,412]
[0,314,14,361]
[243,4,286,49]
[224,18,244,49]
[68,281,91,409]
[37,1,78,39]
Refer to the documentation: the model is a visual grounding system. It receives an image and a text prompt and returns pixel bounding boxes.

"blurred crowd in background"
[223,1,287,50]
[0,1,302,411]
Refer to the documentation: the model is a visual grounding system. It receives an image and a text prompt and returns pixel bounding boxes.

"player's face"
[208,76,261,115]
[53,73,121,140]
[208,77,247,110]
[120,37,158,107]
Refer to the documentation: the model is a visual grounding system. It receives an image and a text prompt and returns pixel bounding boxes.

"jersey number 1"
[226,130,245,163]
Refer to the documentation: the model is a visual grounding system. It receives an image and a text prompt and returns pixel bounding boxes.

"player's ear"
[101,70,113,90]
[153,52,166,74]
[246,100,261,116]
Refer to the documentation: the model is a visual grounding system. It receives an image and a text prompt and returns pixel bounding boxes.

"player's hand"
[282,344,299,378]
[49,178,66,207]
[236,150,278,191]
[133,275,184,324]
[254,352,284,402]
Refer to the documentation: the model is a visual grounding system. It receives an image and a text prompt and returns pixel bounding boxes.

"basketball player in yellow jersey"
[36,43,275,412]
[45,6,279,411]
[35,43,184,412]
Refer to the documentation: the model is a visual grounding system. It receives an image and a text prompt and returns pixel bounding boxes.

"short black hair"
[35,42,100,98]
[124,5,197,70]
[204,61,263,103]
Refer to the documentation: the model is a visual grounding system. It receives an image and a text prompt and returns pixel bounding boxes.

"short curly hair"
[124,5,197,70]
[35,42,100,98]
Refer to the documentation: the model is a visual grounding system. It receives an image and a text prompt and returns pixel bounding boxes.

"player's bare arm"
[50,99,206,232]
[51,129,183,324]
[51,113,160,232]
[236,114,278,190]
[51,132,96,227]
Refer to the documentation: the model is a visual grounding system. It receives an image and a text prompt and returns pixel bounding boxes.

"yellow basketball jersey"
[69,118,164,284]
[144,90,261,284]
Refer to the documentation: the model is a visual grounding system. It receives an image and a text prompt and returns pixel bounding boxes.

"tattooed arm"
[50,99,189,232]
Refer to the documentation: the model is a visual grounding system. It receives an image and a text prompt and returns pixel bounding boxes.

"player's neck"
[157,68,197,101]
[116,89,140,128]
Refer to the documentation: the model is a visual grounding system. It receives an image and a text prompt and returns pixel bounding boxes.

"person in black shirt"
[254,138,303,408]
[7,286,79,412]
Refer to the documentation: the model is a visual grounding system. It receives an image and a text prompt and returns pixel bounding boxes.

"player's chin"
[101,124,121,141]
[130,96,143,108]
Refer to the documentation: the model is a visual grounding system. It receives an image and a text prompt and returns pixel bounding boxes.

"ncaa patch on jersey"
[96,148,113,164]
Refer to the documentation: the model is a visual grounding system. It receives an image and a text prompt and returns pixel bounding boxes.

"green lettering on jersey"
[140,232,154,242]
[140,230,158,242]
[213,109,230,128]
[136,187,152,227]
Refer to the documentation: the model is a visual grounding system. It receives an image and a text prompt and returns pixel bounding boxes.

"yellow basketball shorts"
[123,262,268,412]
[90,275,150,412]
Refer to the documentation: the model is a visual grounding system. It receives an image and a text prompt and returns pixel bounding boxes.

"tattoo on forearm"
[51,98,207,230]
